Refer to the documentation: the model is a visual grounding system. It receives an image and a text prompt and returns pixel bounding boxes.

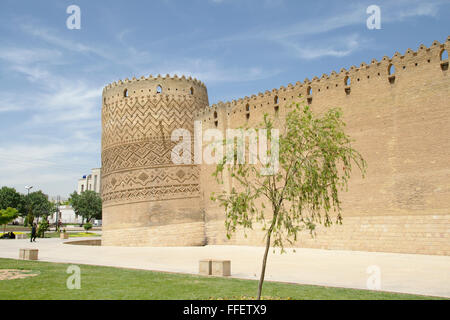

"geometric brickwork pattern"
[101,139,194,175]
[102,184,200,206]
[102,96,203,149]
[101,76,208,207]
[102,165,200,206]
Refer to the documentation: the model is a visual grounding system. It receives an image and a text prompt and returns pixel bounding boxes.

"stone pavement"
[0,237,449,298]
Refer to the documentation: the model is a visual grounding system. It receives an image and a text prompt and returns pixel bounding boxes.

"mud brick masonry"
[101,37,450,255]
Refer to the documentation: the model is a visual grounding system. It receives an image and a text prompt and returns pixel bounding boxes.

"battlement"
[102,74,209,108]
[104,74,206,91]
[196,37,449,121]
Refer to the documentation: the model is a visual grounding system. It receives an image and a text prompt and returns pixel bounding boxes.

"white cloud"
[0,40,102,196]
[147,58,281,83]
[0,48,62,66]
[0,96,24,113]
[20,24,112,60]
[208,0,446,60]
[279,33,364,60]
[384,0,442,20]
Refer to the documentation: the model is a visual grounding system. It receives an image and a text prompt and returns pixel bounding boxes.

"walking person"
[30,223,37,242]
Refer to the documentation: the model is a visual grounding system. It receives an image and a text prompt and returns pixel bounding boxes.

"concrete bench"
[199,259,231,276]
[199,259,212,275]
[212,260,231,277]
[19,248,38,260]
[15,234,28,239]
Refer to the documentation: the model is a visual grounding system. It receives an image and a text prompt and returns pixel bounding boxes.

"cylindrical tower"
[101,74,209,246]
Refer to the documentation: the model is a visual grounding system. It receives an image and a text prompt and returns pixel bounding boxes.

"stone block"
[199,259,212,275]
[19,248,38,261]
[211,260,231,277]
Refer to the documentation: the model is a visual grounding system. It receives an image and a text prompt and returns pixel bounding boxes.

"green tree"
[28,191,53,221]
[0,207,19,233]
[0,187,22,211]
[16,194,28,217]
[70,190,102,223]
[212,103,366,299]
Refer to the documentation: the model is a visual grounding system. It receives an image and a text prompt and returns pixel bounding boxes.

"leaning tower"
[101,75,209,246]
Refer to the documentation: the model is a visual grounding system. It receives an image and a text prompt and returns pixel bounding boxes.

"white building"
[49,205,83,224]
[77,168,101,194]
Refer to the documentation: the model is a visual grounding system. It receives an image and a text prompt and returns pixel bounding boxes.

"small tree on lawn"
[37,218,49,238]
[211,103,366,299]
[0,207,19,233]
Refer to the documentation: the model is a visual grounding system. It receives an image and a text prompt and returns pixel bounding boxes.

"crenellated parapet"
[103,74,207,91]
[195,38,449,126]
[103,74,209,109]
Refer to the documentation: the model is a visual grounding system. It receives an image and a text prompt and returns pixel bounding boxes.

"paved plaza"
[0,237,449,298]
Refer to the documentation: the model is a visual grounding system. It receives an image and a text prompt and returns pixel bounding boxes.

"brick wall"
[199,38,450,256]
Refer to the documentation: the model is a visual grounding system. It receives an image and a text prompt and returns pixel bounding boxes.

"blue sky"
[0,0,448,198]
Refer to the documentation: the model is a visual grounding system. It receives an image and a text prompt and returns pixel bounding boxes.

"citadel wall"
[101,38,450,255]
[198,38,450,255]
[101,75,208,246]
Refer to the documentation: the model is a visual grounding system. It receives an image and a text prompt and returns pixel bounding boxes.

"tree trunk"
[257,229,272,300]
[257,208,279,300]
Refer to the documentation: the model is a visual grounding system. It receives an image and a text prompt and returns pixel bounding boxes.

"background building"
[77,168,102,194]
[48,205,82,225]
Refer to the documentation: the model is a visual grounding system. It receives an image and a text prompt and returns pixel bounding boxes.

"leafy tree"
[70,190,102,223]
[16,194,28,217]
[212,103,366,299]
[0,207,19,233]
[0,187,22,211]
[28,191,53,221]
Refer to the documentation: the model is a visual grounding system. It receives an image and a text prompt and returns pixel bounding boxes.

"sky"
[0,0,448,198]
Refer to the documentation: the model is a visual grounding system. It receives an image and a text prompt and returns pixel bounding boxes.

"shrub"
[83,223,93,231]
[37,219,49,238]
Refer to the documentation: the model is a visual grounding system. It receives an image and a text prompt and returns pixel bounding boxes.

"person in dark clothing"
[31,223,37,242]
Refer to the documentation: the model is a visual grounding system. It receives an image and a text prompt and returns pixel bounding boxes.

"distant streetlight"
[25,185,33,225]
[25,185,33,195]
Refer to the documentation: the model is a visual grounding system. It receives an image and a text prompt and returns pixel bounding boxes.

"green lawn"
[0,232,101,239]
[43,232,101,238]
[0,258,443,300]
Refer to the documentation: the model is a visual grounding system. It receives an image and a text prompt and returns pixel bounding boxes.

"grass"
[0,258,443,300]
[43,232,101,238]
[0,232,100,239]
